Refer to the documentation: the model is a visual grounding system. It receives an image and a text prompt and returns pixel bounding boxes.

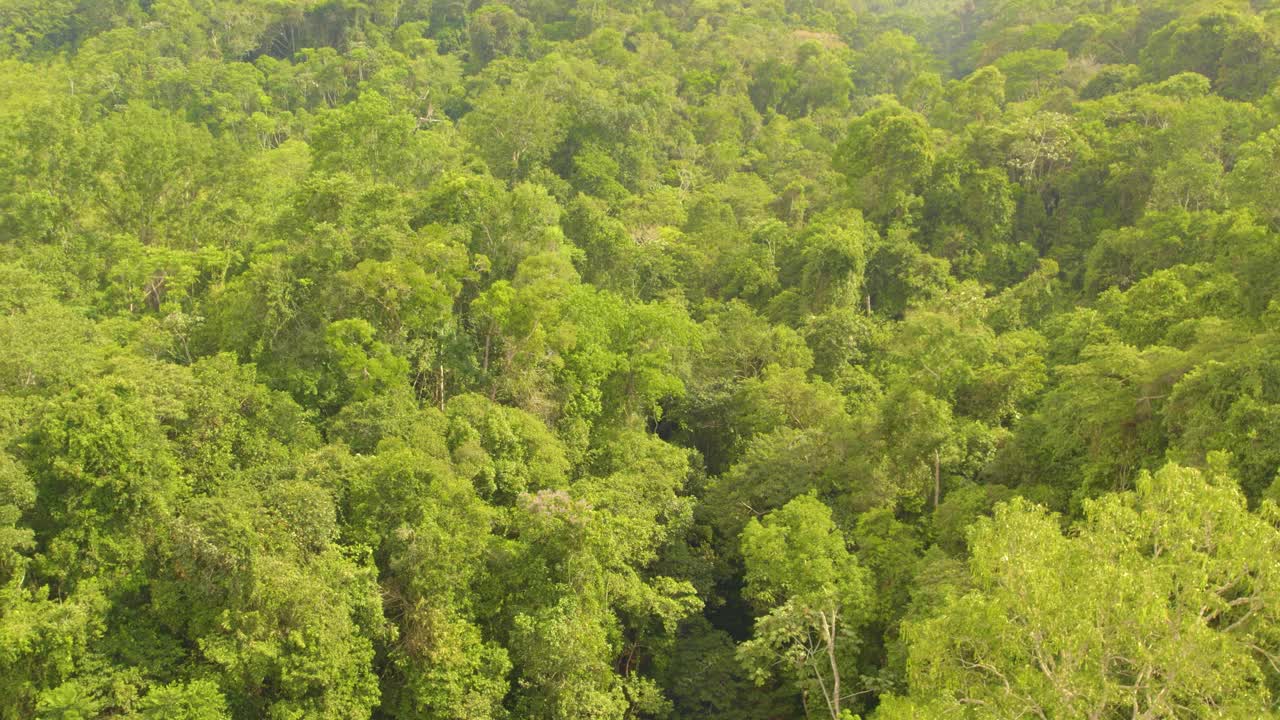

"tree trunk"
[818,608,842,720]
[437,364,446,411]
[934,448,942,510]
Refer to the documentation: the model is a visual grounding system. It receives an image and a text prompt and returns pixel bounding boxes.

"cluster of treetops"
[3,0,1280,717]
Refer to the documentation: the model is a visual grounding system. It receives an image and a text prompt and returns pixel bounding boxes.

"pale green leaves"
[889,460,1280,719]
[740,495,872,720]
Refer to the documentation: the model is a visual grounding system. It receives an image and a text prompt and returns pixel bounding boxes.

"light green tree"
[739,495,872,720]
[883,457,1280,719]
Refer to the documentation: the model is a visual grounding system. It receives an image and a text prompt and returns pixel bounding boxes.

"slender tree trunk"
[437,364,446,411]
[818,608,842,720]
[829,633,840,720]
[934,448,942,510]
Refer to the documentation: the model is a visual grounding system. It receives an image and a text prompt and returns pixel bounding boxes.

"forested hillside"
[3,0,1280,718]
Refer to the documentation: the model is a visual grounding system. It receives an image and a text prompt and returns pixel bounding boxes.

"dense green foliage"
[2,0,1280,717]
